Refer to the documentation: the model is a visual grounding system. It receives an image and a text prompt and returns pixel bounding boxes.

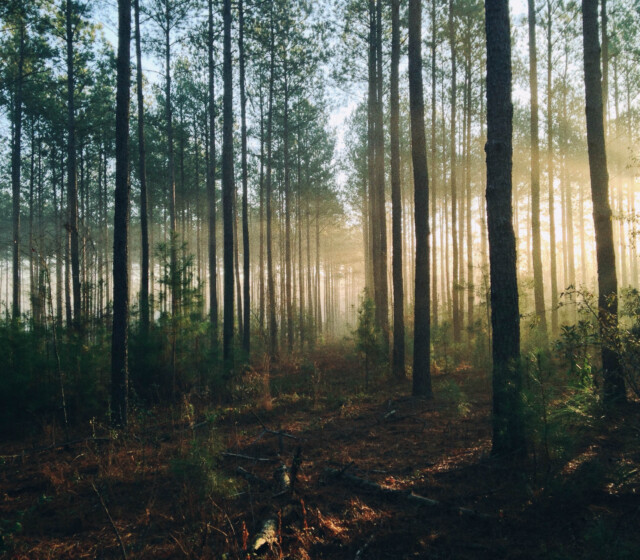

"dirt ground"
[2,348,639,559]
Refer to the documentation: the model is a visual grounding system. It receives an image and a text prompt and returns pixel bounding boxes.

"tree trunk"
[134,0,150,335]
[222,0,235,366]
[239,0,250,355]
[528,0,548,339]
[112,0,131,427]
[485,0,525,458]
[266,10,277,358]
[547,0,559,336]
[11,20,25,320]
[66,0,81,324]
[581,0,625,404]
[409,0,432,397]
[390,0,405,379]
[449,0,460,343]
[207,0,218,337]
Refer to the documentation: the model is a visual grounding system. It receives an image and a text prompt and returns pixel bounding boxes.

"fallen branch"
[91,482,128,560]
[236,467,270,489]
[324,468,491,520]
[0,436,112,460]
[354,534,375,559]
[251,411,299,440]
[221,452,278,463]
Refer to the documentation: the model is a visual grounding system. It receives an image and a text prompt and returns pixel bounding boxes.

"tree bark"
[66,0,82,325]
[390,0,405,379]
[11,19,25,320]
[207,0,218,337]
[222,0,235,366]
[581,0,625,404]
[409,0,432,398]
[449,0,460,343]
[134,0,150,335]
[112,0,132,427]
[239,0,250,356]
[485,0,525,458]
[528,0,548,339]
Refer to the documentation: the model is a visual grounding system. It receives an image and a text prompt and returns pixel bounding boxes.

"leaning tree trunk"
[409,0,432,398]
[112,0,131,428]
[485,0,525,458]
[581,0,625,405]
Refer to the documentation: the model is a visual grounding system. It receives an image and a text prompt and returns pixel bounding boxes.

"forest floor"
[1,344,640,559]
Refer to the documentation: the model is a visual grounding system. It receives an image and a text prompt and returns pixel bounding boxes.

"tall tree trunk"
[259,80,265,331]
[266,10,277,358]
[485,0,525,457]
[390,0,405,379]
[239,0,250,355]
[112,0,131,427]
[11,20,25,319]
[547,0,559,336]
[409,0,432,397]
[374,0,389,349]
[581,0,625,404]
[222,0,235,366]
[66,0,81,324]
[134,0,150,335]
[528,0,548,339]
[430,0,438,329]
[449,0,460,343]
[207,0,218,336]
[284,66,293,353]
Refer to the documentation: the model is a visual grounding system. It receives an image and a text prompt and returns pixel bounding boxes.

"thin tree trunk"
[581,0,625,404]
[222,0,235,366]
[112,0,131,427]
[207,0,218,336]
[528,0,548,339]
[266,10,277,357]
[66,0,81,324]
[390,0,405,379]
[11,20,25,319]
[239,0,250,355]
[134,0,150,335]
[449,0,460,342]
[547,0,559,335]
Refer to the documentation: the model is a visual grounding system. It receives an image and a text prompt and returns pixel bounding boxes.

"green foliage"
[354,293,386,389]
[0,319,111,434]
[434,378,471,417]
[170,428,238,499]
[523,348,599,471]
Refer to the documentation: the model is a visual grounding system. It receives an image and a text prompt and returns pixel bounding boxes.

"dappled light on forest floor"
[2,349,639,559]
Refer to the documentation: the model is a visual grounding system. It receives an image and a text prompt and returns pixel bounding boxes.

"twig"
[251,410,299,439]
[91,482,127,560]
[354,534,375,559]
[222,452,278,462]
